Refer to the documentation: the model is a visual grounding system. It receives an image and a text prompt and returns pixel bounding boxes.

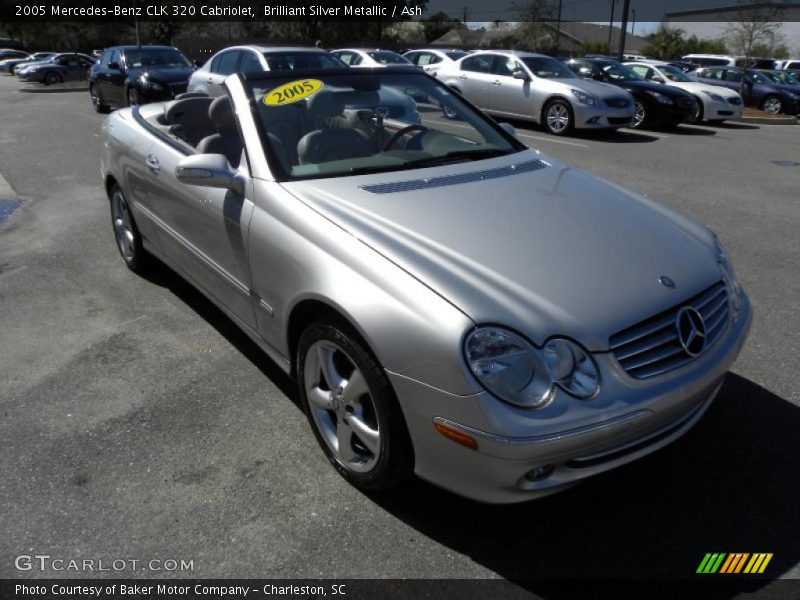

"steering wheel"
[382,124,429,151]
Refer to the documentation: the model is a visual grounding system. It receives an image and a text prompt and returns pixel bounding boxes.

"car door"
[143,114,257,329]
[105,50,127,106]
[487,56,533,117]
[455,54,495,108]
[206,50,241,97]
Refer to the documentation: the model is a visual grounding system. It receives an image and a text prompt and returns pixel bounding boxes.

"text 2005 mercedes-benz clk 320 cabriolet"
[100,66,750,503]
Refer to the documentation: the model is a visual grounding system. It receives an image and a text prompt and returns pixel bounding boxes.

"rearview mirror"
[512,69,529,81]
[175,154,244,195]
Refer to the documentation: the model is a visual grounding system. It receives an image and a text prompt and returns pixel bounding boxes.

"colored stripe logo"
[697,553,773,574]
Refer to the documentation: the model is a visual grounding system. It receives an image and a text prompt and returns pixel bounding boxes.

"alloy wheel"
[111,189,135,262]
[762,96,782,115]
[303,340,381,474]
[632,101,646,128]
[545,102,570,134]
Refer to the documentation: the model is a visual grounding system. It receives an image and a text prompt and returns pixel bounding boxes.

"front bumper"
[391,294,751,504]
[705,98,743,121]
[573,103,635,129]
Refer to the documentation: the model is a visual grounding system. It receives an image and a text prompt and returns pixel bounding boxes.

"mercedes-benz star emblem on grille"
[659,275,676,289]
[676,306,707,357]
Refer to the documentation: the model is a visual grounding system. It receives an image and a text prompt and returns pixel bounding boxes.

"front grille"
[728,97,742,105]
[609,281,729,379]
[605,97,631,108]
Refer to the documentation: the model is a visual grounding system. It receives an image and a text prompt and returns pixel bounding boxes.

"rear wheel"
[44,71,62,85]
[543,99,573,136]
[90,83,109,113]
[109,184,149,273]
[297,320,414,491]
[761,95,783,115]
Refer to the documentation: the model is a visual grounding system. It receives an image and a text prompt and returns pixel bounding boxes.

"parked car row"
[8,52,95,83]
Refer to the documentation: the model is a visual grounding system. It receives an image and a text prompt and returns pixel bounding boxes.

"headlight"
[571,89,598,106]
[646,90,674,104]
[703,90,724,102]
[543,339,600,399]
[714,234,743,316]
[464,327,599,408]
[787,92,800,101]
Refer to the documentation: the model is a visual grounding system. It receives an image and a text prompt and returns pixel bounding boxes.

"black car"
[567,58,698,128]
[89,45,195,112]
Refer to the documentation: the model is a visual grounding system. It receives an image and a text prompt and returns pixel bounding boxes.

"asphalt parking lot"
[0,75,798,590]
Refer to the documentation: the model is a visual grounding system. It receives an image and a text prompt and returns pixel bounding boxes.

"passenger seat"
[196,96,244,168]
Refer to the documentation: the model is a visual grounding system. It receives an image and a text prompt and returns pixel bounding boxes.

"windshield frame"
[239,68,527,183]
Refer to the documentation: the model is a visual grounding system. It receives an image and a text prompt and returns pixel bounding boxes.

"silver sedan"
[438,50,636,135]
[101,66,750,503]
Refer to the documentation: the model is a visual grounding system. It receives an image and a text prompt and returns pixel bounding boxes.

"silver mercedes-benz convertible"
[100,66,751,503]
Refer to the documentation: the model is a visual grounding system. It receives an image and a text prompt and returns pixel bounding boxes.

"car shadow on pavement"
[364,373,799,591]
[19,84,89,94]
[137,260,300,408]
[666,125,717,136]
[705,122,761,130]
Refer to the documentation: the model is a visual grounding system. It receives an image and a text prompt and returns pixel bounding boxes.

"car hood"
[667,81,740,97]
[620,80,692,97]
[130,66,194,83]
[281,150,721,350]
[558,78,631,99]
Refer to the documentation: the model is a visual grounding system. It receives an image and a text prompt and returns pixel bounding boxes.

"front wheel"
[127,87,140,107]
[689,96,704,123]
[297,320,414,491]
[631,100,647,129]
[90,83,109,113]
[44,71,62,85]
[543,100,573,136]
[761,95,783,115]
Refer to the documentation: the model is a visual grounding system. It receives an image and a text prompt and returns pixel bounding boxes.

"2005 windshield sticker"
[264,79,324,106]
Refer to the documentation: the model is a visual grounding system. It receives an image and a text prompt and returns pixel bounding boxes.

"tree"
[422,11,456,43]
[511,0,557,53]
[641,26,686,60]
[580,41,610,56]
[684,35,727,56]
[724,1,786,63]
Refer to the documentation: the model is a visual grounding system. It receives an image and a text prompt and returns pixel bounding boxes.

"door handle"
[145,154,160,174]
[458,74,467,80]
[206,77,213,83]
[492,80,501,85]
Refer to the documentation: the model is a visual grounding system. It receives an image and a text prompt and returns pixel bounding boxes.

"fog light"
[524,465,555,482]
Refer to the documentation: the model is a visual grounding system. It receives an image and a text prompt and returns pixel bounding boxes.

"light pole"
[607,0,617,53]
[617,0,631,61]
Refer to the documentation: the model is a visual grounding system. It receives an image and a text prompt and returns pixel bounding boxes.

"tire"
[542,99,573,136]
[297,319,414,491]
[442,87,460,119]
[761,95,783,115]
[690,96,704,123]
[90,83,109,113]
[109,184,149,273]
[44,71,62,85]
[631,99,647,129]
[127,87,140,107]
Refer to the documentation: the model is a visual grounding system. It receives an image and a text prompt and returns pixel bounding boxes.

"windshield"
[660,65,693,82]
[124,48,191,69]
[264,52,344,70]
[367,51,411,65]
[246,71,522,181]
[598,61,643,81]
[521,57,576,79]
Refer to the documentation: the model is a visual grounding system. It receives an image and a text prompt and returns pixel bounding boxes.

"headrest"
[208,95,237,134]
[163,96,213,125]
[307,90,342,118]
[174,91,209,100]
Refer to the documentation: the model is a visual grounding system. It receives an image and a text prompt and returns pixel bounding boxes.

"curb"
[741,115,797,125]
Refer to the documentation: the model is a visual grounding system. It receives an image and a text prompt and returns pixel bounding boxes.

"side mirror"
[653,77,665,83]
[193,59,204,68]
[499,122,517,138]
[512,69,529,81]
[175,154,244,195]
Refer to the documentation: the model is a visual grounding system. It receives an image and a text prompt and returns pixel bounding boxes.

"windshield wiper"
[349,148,513,176]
